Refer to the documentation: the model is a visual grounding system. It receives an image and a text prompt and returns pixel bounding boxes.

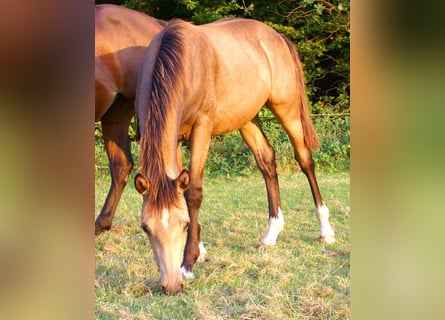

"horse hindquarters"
[266,35,335,243]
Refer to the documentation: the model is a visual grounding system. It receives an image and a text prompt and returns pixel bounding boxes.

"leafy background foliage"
[95,0,350,174]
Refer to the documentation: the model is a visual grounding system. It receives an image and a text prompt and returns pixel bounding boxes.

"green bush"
[200,111,350,177]
[96,111,350,177]
[312,115,350,172]
[118,0,350,113]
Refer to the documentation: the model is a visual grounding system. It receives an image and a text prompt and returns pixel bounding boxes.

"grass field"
[95,159,349,319]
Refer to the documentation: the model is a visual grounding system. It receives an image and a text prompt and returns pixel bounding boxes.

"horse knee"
[125,157,134,172]
[111,159,133,186]
[122,160,134,183]
[261,148,276,166]
[257,148,277,177]
[185,187,203,209]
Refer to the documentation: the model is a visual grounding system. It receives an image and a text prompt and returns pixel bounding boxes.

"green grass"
[95,145,349,319]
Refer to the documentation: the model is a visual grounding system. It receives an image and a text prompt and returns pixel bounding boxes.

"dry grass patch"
[95,168,349,319]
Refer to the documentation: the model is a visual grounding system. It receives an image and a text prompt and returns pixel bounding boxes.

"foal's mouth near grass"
[95,168,349,319]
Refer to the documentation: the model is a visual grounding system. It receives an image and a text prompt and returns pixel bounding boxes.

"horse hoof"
[95,224,111,235]
[320,234,336,244]
[260,238,277,246]
[181,266,195,280]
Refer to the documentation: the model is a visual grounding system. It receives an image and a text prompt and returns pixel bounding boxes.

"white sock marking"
[261,208,284,246]
[181,266,194,280]
[181,242,207,281]
[196,242,208,263]
[316,204,335,244]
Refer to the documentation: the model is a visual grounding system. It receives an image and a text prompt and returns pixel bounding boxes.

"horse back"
[95,4,163,119]
[202,18,296,88]
[197,19,299,132]
[95,5,163,55]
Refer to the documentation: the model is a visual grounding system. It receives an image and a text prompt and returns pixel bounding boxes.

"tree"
[120,0,350,113]
[95,0,350,170]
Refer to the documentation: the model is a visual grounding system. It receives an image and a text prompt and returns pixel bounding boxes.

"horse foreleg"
[181,122,212,279]
[176,143,209,262]
[240,118,284,246]
[95,97,134,235]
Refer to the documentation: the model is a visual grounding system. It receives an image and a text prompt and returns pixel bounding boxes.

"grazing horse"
[135,18,335,294]
[94,4,165,235]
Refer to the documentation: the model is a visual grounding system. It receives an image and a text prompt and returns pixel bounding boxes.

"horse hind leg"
[95,96,134,235]
[271,105,335,243]
[239,117,284,246]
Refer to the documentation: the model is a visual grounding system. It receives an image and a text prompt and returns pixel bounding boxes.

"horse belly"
[212,92,268,135]
[210,65,270,135]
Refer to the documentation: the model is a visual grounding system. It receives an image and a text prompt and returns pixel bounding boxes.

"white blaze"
[161,209,169,229]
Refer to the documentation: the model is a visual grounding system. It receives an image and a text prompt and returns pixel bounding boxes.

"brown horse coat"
[135,18,335,294]
[95,5,164,234]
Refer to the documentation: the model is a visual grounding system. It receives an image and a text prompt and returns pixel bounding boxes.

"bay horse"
[95,4,165,235]
[135,18,335,293]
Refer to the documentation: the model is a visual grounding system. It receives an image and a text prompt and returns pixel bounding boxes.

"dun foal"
[135,18,335,293]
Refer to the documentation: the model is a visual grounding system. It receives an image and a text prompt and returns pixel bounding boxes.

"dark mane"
[139,19,188,215]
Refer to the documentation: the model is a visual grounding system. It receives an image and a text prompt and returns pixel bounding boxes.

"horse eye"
[184,223,190,231]
[141,222,151,235]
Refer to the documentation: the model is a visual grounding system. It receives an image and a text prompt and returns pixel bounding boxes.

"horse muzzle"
[160,281,185,294]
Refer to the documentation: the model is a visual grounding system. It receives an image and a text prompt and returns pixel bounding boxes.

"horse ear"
[134,173,149,195]
[176,169,190,192]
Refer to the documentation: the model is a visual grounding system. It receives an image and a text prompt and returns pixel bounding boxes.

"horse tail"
[280,34,320,150]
